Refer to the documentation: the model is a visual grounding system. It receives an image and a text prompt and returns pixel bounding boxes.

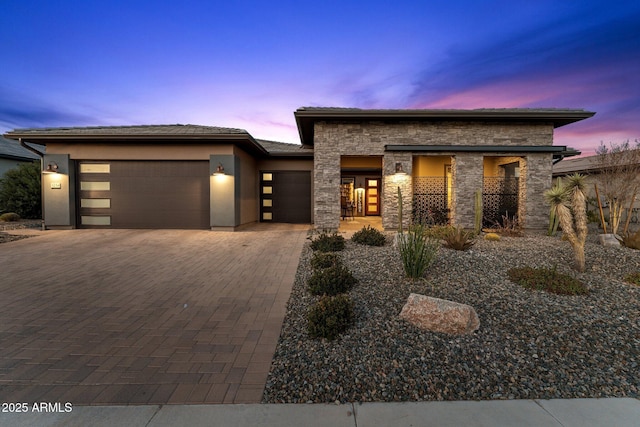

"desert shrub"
[624,272,640,286]
[308,264,357,296]
[351,225,386,246]
[507,266,589,295]
[310,231,345,252]
[442,226,476,251]
[493,213,523,237]
[0,161,41,219]
[617,230,640,250]
[484,232,501,241]
[310,252,342,270]
[422,225,451,240]
[397,224,439,279]
[308,294,354,340]
[0,212,20,222]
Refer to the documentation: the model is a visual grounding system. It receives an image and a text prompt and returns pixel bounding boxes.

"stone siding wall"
[313,120,555,230]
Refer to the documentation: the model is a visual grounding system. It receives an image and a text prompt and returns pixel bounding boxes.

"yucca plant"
[544,174,588,272]
[397,224,439,278]
[547,181,564,236]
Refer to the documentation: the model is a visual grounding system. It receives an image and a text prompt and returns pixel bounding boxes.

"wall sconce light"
[395,162,407,175]
[212,163,225,176]
[43,162,59,174]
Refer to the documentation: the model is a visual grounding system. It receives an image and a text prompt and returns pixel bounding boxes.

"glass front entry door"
[365,178,380,215]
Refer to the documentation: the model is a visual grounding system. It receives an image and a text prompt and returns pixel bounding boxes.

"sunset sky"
[1,0,638,155]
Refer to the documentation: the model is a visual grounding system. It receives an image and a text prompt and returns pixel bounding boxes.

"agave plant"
[617,229,640,250]
[442,226,476,251]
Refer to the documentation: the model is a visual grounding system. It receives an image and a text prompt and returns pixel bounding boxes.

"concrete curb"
[1,398,638,427]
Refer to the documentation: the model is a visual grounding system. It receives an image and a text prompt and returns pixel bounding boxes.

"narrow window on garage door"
[78,162,112,227]
[260,171,311,223]
[261,172,273,221]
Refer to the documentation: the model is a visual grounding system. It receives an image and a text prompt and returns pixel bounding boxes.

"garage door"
[78,161,209,229]
[260,171,311,223]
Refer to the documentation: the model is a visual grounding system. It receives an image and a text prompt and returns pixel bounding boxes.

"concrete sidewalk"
[1,398,639,427]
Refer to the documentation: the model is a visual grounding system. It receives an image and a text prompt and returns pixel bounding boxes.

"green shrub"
[308,294,354,340]
[0,161,41,219]
[310,231,346,252]
[397,224,439,279]
[507,266,589,295]
[310,252,342,270]
[617,230,640,250]
[624,272,640,286]
[484,232,501,241]
[308,264,357,296]
[442,226,476,251]
[0,212,20,222]
[351,225,386,246]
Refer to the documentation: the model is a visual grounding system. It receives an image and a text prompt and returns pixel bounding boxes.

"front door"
[365,178,380,215]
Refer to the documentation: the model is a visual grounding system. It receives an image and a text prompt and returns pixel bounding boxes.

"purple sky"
[1,1,638,155]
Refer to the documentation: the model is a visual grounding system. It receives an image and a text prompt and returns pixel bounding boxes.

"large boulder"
[399,293,479,335]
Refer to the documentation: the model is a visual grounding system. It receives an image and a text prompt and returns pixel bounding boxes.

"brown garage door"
[260,171,311,223]
[78,161,209,229]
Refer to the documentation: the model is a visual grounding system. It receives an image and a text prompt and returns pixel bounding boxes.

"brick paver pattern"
[0,225,308,404]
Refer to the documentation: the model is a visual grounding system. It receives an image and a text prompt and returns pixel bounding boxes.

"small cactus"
[398,186,403,233]
[474,189,482,234]
[484,232,501,241]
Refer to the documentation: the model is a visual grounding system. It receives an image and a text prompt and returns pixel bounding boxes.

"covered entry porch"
[411,155,524,228]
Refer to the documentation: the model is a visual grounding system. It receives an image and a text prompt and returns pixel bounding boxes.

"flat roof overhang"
[385,144,581,160]
[294,107,596,146]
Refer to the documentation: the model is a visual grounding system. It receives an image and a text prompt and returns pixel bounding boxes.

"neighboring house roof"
[553,148,640,176]
[4,124,271,157]
[294,107,596,146]
[552,156,599,176]
[0,136,42,161]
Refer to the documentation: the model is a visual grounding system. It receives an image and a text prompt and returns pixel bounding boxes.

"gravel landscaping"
[0,232,33,244]
[263,229,640,403]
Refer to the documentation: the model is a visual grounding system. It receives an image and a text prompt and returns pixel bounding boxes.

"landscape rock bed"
[263,233,640,403]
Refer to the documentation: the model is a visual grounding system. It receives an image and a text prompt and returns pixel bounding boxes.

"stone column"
[382,153,412,230]
[521,153,552,230]
[313,124,341,230]
[452,153,483,228]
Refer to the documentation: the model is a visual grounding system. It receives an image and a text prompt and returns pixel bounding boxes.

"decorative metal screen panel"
[483,177,519,227]
[413,176,449,225]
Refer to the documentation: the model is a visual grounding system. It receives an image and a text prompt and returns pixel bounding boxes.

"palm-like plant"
[546,181,564,236]
[544,174,588,272]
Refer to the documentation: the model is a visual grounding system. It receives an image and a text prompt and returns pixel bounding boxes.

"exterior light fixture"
[43,162,59,174]
[395,162,406,175]
[212,163,225,176]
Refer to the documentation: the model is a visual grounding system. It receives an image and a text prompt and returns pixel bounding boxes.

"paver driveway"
[0,224,308,404]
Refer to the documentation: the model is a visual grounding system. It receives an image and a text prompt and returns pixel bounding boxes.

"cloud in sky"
[0,0,638,153]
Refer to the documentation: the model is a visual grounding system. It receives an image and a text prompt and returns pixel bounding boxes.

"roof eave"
[4,131,270,157]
